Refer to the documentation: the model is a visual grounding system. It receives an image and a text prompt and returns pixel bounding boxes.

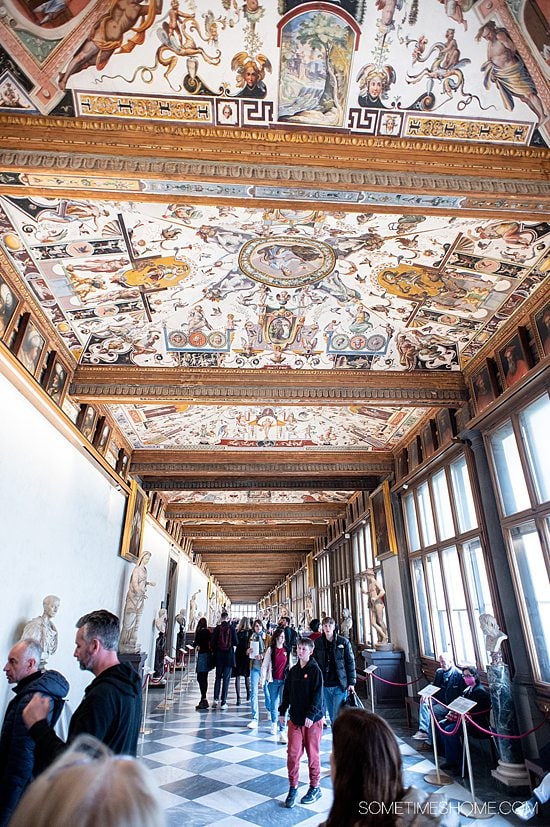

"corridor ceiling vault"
[0,0,549,601]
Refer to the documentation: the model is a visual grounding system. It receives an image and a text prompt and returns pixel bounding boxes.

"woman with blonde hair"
[9,735,163,827]
[321,708,457,827]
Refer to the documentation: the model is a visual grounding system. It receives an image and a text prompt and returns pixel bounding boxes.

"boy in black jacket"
[279,636,323,809]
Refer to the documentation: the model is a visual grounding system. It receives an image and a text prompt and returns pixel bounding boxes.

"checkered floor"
[137,669,523,826]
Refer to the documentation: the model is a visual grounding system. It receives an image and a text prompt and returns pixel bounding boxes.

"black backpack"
[217,622,232,651]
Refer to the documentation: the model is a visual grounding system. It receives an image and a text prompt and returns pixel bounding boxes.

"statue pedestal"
[119,650,147,681]
[375,642,394,652]
[487,662,530,792]
[362,649,405,705]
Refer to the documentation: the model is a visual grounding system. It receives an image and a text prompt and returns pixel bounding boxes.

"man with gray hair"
[0,638,68,825]
[22,610,141,769]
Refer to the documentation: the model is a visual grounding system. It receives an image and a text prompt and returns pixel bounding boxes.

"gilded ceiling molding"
[171,510,340,521]
[70,382,467,406]
[134,460,385,472]
[1,149,548,199]
[0,117,548,176]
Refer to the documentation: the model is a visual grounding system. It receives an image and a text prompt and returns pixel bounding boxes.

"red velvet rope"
[425,695,549,740]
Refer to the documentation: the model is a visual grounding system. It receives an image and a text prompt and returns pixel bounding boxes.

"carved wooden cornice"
[72,367,467,406]
[134,448,393,466]
[186,524,327,537]
[166,504,345,520]
[142,477,380,492]
[0,117,548,181]
[194,538,311,551]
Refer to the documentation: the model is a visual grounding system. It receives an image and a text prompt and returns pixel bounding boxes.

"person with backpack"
[211,611,237,709]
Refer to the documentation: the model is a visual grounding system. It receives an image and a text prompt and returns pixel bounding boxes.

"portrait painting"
[470,359,499,414]
[369,480,397,558]
[217,99,238,126]
[533,302,550,357]
[497,328,533,389]
[115,448,130,479]
[41,352,68,405]
[93,416,111,454]
[77,403,98,441]
[436,408,455,447]
[120,479,147,562]
[15,315,46,376]
[0,277,19,339]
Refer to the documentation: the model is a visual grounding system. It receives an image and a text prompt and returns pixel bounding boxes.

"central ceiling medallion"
[238,236,335,288]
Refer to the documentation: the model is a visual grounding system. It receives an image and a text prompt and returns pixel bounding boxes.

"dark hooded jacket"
[29,662,141,769]
[0,669,68,826]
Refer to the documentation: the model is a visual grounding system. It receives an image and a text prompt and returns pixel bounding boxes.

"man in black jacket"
[413,651,465,749]
[313,616,356,725]
[211,610,237,710]
[0,638,68,826]
[22,610,141,768]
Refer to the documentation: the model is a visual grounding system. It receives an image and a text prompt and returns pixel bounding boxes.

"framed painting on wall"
[369,480,398,558]
[532,302,550,358]
[497,328,533,389]
[41,353,69,405]
[470,358,500,415]
[12,313,46,377]
[77,404,98,441]
[0,276,19,340]
[120,479,148,562]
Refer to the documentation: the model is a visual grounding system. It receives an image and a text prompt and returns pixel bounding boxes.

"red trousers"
[286,719,323,787]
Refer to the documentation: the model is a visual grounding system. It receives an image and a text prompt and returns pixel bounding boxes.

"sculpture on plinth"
[341,607,353,639]
[119,551,155,654]
[153,608,167,678]
[362,570,390,649]
[175,608,186,665]
[188,589,201,631]
[478,613,529,789]
[21,595,60,667]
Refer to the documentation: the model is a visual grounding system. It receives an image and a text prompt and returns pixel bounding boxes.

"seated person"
[436,664,491,774]
[414,651,465,749]
[320,707,458,826]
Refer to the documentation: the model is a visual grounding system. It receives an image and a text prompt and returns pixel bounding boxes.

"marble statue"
[479,613,508,660]
[341,607,353,639]
[153,607,167,677]
[175,608,186,664]
[362,570,389,645]
[22,595,60,666]
[119,550,156,653]
[188,588,201,631]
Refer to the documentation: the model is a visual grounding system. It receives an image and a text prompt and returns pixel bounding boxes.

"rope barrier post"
[139,671,154,736]
[364,665,377,714]
[420,686,452,787]
[166,656,175,700]
[156,659,172,710]
[452,698,492,820]
[186,645,194,687]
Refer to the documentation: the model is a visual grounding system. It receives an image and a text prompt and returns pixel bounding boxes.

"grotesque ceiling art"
[0,0,549,600]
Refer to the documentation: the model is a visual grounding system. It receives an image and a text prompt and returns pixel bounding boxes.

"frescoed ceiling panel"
[0,0,549,602]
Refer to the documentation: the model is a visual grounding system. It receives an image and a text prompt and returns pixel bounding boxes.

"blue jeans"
[266,679,285,728]
[250,663,261,721]
[214,665,232,704]
[324,685,346,725]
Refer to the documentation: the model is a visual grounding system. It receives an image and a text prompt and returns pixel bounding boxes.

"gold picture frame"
[120,479,147,563]
[369,480,398,558]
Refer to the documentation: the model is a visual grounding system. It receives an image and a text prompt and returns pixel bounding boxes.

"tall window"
[402,454,494,668]
[488,393,550,683]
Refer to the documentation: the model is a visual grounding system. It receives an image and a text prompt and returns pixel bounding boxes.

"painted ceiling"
[1,1,549,599]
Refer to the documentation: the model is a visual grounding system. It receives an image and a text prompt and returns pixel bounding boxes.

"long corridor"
[137,666,524,827]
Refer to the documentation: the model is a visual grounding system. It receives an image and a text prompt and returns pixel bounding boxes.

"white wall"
[0,371,198,714]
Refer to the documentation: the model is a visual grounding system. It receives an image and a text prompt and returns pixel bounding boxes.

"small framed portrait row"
[10,312,47,379]
[40,351,69,406]
[469,358,500,415]
[496,327,533,390]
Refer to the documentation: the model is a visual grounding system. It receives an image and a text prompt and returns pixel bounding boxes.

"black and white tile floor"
[137,670,523,826]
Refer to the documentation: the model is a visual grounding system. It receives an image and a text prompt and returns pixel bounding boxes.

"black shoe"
[195,699,209,710]
[285,787,298,808]
[300,786,322,805]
